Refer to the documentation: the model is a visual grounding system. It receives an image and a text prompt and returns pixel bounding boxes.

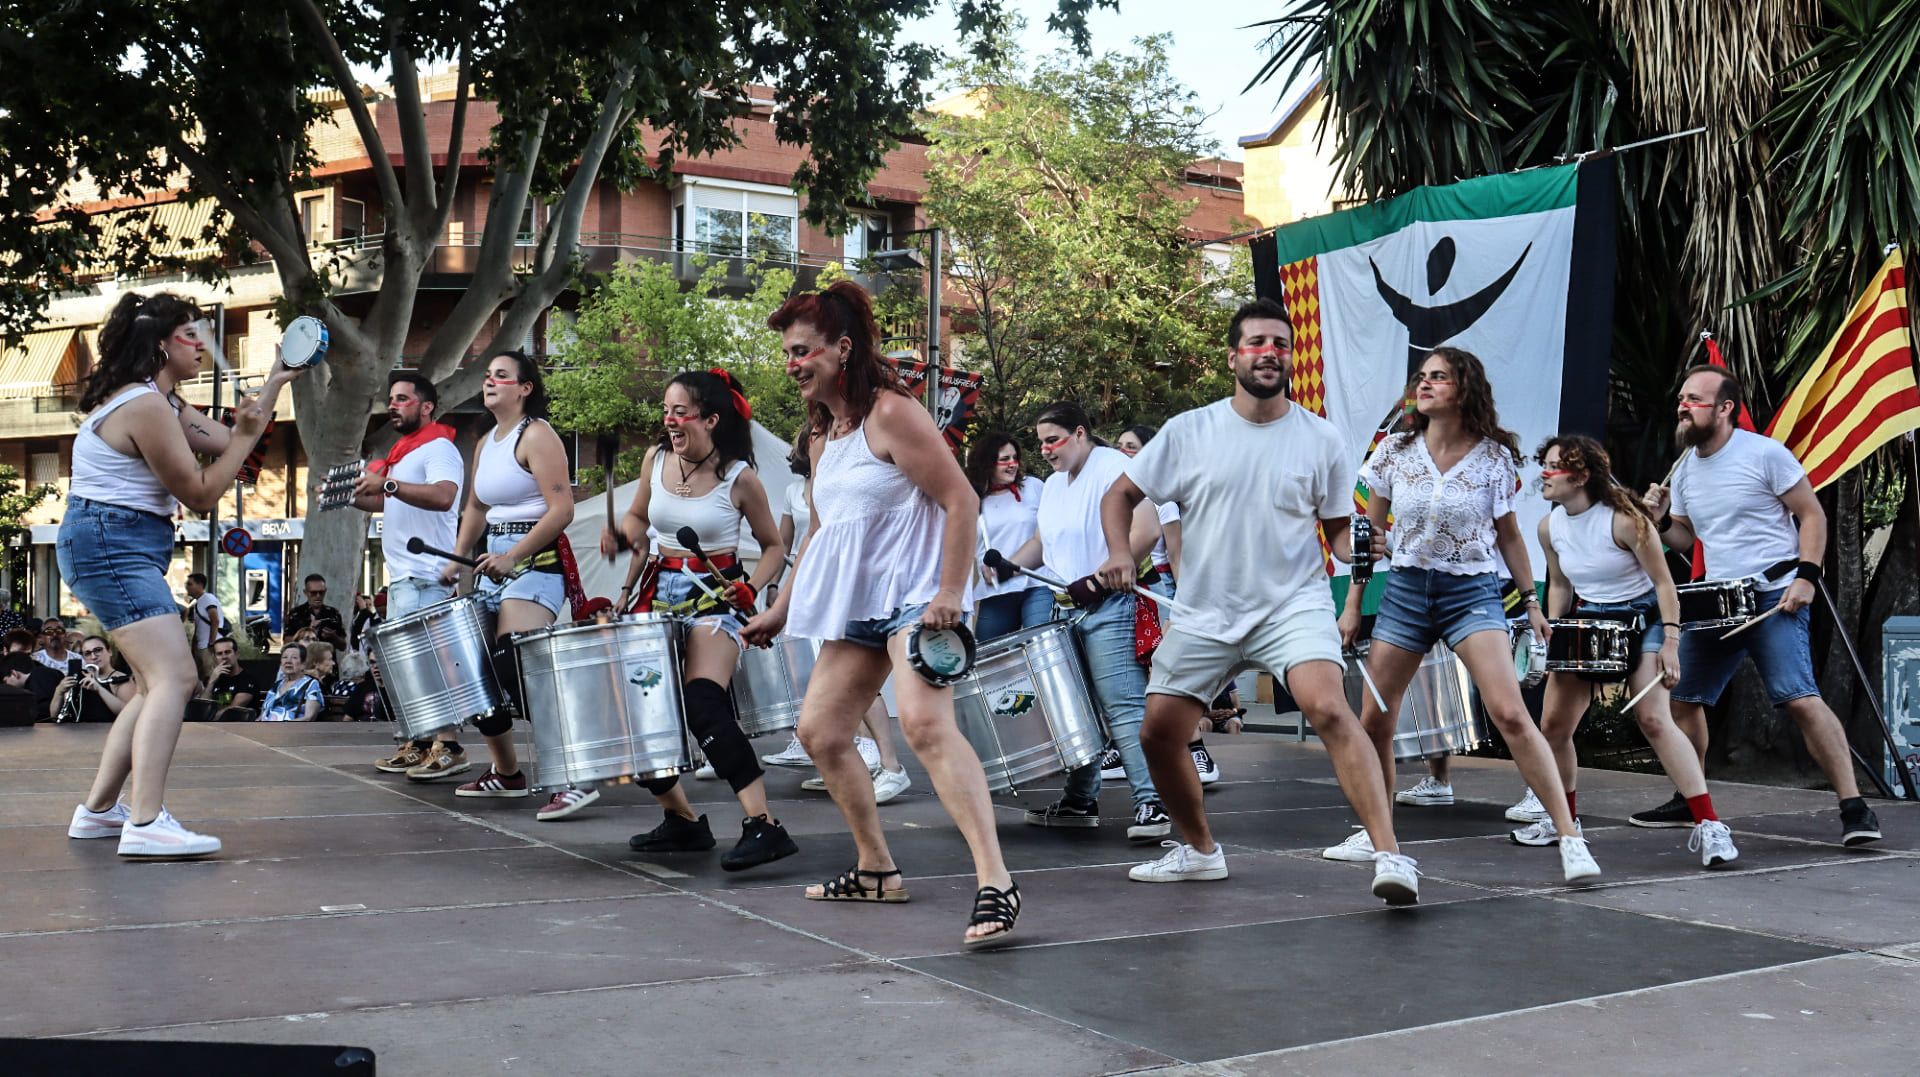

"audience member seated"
[49,636,134,723]
[305,641,339,694]
[31,618,77,674]
[259,643,324,722]
[5,628,35,655]
[284,574,348,649]
[203,637,262,722]
[327,652,384,721]
[1,654,39,726]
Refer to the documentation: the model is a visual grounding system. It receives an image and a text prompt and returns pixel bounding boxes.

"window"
[337,198,367,241]
[843,211,890,263]
[673,181,798,262]
[28,452,58,486]
[298,195,326,245]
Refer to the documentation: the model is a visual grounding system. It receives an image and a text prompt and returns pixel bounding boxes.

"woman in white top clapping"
[1337,347,1601,883]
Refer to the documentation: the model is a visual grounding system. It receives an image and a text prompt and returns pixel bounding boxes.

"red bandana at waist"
[371,422,456,475]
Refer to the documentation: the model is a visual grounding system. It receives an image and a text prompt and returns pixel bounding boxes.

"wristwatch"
[382,478,399,496]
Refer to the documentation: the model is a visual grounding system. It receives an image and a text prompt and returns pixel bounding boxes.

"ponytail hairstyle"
[964,430,1020,497]
[492,349,550,420]
[766,279,906,436]
[1535,434,1653,537]
[83,291,204,411]
[661,369,756,471]
[1404,346,1522,465]
[1033,400,1107,447]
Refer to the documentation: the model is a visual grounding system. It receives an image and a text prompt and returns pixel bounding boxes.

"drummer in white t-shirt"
[1644,365,1879,847]
[1095,298,1419,904]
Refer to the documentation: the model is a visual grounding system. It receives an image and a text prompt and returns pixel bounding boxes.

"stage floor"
[4,721,1918,1074]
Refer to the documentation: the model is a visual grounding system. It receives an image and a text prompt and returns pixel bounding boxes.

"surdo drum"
[951,622,1106,793]
[369,595,501,741]
[732,635,821,738]
[514,613,691,790]
[1677,580,1757,630]
[1342,639,1491,762]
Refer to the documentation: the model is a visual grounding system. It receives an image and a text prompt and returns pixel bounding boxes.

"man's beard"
[1678,416,1716,447]
[390,412,421,435]
[1237,369,1287,400]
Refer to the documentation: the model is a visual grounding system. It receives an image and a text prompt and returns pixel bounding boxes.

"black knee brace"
[473,637,520,737]
[685,678,762,793]
[640,774,681,795]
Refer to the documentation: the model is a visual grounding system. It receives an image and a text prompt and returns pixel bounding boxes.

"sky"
[897,0,1299,161]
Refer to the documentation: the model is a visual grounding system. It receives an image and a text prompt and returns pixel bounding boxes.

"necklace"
[675,448,717,497]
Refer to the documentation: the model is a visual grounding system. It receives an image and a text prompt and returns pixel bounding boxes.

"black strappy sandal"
[964,881,1021,948]
[806,864,911,903]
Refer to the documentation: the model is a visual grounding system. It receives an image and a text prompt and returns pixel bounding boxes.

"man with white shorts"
[1096,297,1418,905]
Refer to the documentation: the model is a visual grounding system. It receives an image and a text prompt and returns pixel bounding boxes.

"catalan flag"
[1766,247,1920,490]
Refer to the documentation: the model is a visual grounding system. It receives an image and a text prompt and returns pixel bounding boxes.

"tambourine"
[1350,514,1375,586]
[280,315,331,369]
[906,622,976,687]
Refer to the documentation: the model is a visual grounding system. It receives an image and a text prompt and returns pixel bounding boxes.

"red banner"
[885,357,986,450]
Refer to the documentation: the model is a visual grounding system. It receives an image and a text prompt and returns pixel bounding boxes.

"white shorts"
[1147,607,1343,703]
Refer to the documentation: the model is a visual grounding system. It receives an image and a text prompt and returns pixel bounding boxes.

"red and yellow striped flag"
[1766,248,1920,490]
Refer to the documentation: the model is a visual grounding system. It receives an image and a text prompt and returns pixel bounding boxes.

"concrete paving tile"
[1396,823,1876,892]
[0,725,291,770]
[0,784,432,827]
[1561,856,1920,950]
[1200,952,1920,1076]
[0,893,856,1038]
[0,763,362,795]
[210,723,407,748]
[0,811,531,874]
[1736,803,1920,851]
[86,965,1174,1076]
[1208,801,1622,856]
[901,896,1838,1062]
[0,845,663,933]
[716,850,1493,961]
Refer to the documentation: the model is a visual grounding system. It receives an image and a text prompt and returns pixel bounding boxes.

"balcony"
[0,386,82,439]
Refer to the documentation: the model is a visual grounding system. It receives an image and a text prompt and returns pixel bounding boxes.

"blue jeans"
[1674,586,1817,706]
[1063,593,1157,808]
[975,586,1054,642]
[56,496,178,631]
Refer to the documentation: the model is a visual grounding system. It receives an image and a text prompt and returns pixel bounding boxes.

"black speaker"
[0,1039,374,1076]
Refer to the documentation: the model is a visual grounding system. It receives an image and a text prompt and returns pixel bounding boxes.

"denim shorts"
[1574,587,1665,653]
[386,577,453,619]
[1674,586,1817,706]
[474,532,566,616]
[56,496,180,632]
[1372,568,1509,655]
[843,604,930,650]
[654,570,746,648]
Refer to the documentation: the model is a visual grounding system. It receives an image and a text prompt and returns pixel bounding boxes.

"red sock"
[1686,793,1718,822]
[1566,791,1577,817]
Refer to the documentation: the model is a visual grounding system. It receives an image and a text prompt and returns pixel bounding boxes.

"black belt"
[487,521,536,536]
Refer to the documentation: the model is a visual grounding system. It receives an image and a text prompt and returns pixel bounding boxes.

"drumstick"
[1661,448,1693,488]
[1718,603,1784,641]
[405,537,523,581]
[1618,673,1663,715]
[984,550,1206,622]
[1354,655,1389,713]
[673,526,735,632]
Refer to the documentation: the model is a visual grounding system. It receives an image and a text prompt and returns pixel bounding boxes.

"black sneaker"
[720,815,799,872]
[1840,801,1882,847]
[1629,791,1693,829]
[628,812,716,852]
[1024,797,1099,828]
[1127,800,1172,841]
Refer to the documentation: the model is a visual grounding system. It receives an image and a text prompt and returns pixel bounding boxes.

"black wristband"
[1661,621,1681,630]
[1795,560,1822,583]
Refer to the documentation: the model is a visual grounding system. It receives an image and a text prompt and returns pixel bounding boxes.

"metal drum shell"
[733,635,820,738]
[369,596,500,741]
[952,622,1107,793]
[1677,580,1757,630]
[1342,640,1491,761]
[1545,618,1633,675]
[515,614,692,790]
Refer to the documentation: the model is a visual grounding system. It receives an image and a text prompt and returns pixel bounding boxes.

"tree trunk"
[289,339,382,602]
[1817,474,1863,734]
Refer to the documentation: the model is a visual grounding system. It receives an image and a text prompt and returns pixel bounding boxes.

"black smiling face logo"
[1371,236,1532,377]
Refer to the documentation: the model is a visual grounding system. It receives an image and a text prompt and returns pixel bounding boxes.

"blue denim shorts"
[1674,586,1817,706]
[1372,568,1510,655]
[1575,587,1665,653]
[843,604,930,650]
[386,577,453,619]
[654,570,746,648]
[56,496,180,632]
[474,532,566,616]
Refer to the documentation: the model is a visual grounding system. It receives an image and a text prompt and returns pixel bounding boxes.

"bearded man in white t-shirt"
[1644,365,1879,847]
[1094,297,1419,904]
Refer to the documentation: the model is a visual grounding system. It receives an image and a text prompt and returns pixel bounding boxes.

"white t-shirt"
[1037,446,1132,585]
[782,479,813,555]
[190,592,223,648]
[382,438,465,584]
[1127,400,1351,643]
[1361,434,1519,575]
[1151,501,1179,569]
[1670,429,1805,590]
[976,475,1044,600]
[31,649,72,673]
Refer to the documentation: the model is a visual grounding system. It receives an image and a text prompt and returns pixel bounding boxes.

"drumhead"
[281,315,330,368]
[907,623,976,686]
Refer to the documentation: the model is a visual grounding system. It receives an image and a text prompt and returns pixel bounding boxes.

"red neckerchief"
[990,481,1025,501]
[371,422,455,475]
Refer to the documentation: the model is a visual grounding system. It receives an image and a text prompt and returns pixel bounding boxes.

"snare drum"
[1677,579,1756,630]
[733,635,820,738]
[951,622,1107,792]
[515,613,692,790]
[1342,640,1491,762]
[369,595,500,741]
[1545,618,1633,680]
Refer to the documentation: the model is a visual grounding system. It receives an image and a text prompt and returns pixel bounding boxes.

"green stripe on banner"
[1269,163,1579,265]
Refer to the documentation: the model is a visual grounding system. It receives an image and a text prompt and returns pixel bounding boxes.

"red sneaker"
[535,786,600,821]
[454,768,530,798]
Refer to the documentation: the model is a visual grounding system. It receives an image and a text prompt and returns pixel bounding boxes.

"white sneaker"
[761,734,812,767]
[1322,827,1376,862]
[1128,840,1228,882]
[855,737,881,772]
[69,801,130,839]
[1505,788,1549,822]
[1191,742,1220,785]
[1097,747,1126,781]
[1395,776,1454,806]
[694,761,718,780]
[1510,817,1581,847]
[1689,819,1740,869]
[117,809,221,859]
[872,766,912,804]
[1371,851,1421,905]
[1559,834,1601,882]
[800,775,829,792]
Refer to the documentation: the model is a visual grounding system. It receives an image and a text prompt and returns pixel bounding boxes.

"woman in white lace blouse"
[1336,347,1601,883]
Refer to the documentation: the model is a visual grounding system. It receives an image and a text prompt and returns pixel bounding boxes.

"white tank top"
[785,422,968,639]
[70,384,176,517]
[1547,502,1651,604]
[473,418,550,523]
[650,452,749,551]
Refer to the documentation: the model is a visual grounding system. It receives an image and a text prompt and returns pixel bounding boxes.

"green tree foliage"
[0,465,54,550]
[923,34,1247,432]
